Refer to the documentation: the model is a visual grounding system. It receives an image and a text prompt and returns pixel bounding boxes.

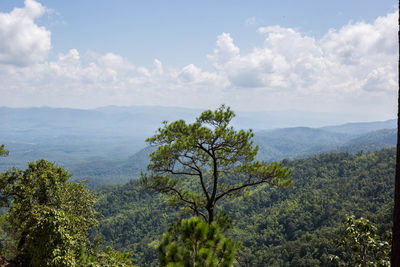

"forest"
[91,147,394,266]
[0,106,395,266]
[0,0,397,265]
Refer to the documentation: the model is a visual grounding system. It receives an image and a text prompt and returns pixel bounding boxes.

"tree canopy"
[94,148,394,266]
[0,159,134,267]
[140,105,291,223]
[158,217,237,267]
[337,215,391,266]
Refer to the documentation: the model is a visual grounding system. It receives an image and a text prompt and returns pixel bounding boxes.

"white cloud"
[0,0,51,66]
[204,11,397,117]
[0,3,397,120]
[321,12,396,65]
[153,59,164,75]
[208,33,240,67]
[178,64,228,87]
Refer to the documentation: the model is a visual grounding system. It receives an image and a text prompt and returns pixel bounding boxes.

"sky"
[0,0,398,121]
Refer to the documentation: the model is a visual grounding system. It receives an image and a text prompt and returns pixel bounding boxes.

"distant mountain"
[254,127,350,161]
[0,106,199,171]
[254,127,397,162]
[345,128,396,145]
[0,106,395,186]
[70,146,154,186]
[70,128,396,187]
[321,119,396,135]
[334,128,397,154]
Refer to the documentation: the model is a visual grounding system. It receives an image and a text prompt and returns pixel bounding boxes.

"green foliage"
[335,215,391,266]
[0,159,135,266]
[159,217,237,267]
[230,148,394,265]
[0,144,8,157]
[94,148,395,266]
[23,206,82,266]
[79,245,134,267]
[140,105,291,223]
[0,160,97,266]
[92,180,182,266]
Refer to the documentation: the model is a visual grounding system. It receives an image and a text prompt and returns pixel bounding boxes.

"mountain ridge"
[0,106,396,187]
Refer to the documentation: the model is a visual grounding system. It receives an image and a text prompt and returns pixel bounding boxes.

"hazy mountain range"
[0,106,396,187]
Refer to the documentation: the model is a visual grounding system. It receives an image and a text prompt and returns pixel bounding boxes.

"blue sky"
[0,0,397,121]
[1,0,395,67]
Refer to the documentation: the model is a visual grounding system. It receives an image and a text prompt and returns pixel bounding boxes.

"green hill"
[70,128,396,187]
[70,146,154,186]
[92,148,395,266]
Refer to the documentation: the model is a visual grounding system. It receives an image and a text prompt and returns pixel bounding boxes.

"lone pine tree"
[140,105,291,224]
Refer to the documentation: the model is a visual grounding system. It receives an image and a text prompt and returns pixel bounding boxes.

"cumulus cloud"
[208,33,240,67]
[321,12,396,65]
[0,3,397,119]
[0,0,51,66]
[0,47,228,109]
[205,11,397,116]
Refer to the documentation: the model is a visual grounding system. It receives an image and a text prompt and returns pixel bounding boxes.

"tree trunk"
[391,3,400,266]
[207,207,214,224]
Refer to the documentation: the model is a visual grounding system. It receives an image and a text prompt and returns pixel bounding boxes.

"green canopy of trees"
[158,217,237,267]
[0,105,395,266]
[93,148,394,266]
[0,159,134,267]
[335,215,391,266]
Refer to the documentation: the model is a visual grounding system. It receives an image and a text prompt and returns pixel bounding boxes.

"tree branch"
[166,186,208,221]
[179,154,211,202]
[215,179,267,202]
[210,147,218,202]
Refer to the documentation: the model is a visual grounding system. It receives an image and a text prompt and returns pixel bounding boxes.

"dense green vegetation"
[92,148,394,266]
[230,148,393,266]
[335,215,390,266]
[0,145,394,266]
[158,217,237,266]
[0,160,134,266]
[0,107,396,266]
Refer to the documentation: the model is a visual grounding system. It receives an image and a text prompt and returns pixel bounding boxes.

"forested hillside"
[0,0,396,265]
[68,128,395,187]
[0,107,395,265]
[92,148,394,266]
[0,108,395,266]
